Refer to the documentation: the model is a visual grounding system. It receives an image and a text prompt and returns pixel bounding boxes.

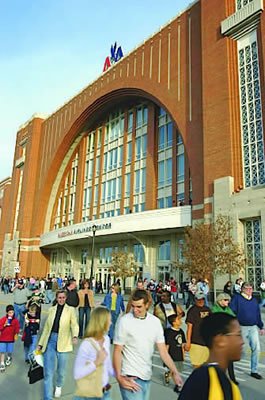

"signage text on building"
[103,42,123,72]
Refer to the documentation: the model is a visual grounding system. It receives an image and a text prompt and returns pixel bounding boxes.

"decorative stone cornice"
[221,0,264,40]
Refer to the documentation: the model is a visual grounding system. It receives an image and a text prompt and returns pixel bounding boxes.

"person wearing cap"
[212,293,237,384]
[11,279,31,331]
[230,282,265,380]
[185,292,211,368]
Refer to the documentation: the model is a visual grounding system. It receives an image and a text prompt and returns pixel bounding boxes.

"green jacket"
[211,303,235,316]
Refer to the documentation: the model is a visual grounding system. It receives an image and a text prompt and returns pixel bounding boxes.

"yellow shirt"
[111,293,117,311]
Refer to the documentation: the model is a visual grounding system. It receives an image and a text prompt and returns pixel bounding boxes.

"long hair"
[84,306,110,339]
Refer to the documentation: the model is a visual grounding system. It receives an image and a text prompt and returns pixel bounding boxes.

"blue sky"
[0,0,192,181]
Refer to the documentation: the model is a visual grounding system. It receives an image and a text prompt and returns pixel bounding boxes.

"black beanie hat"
[6,304,14,313]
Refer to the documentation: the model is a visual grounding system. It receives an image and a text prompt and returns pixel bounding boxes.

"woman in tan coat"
[77,279,95,338]
[37,290,79,400]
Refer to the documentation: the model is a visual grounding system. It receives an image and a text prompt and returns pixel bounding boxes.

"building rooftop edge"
[19,0,199,130]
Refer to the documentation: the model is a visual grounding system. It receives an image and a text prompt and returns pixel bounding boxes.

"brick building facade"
[0,0,265,289]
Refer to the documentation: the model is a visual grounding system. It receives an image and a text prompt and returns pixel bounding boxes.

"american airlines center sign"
[57,222,112,239]
[40,206,191,248]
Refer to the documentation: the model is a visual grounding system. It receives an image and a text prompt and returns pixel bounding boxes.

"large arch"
[36,87,203,235]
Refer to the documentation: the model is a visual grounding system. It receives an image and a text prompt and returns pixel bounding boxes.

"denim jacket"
[102,292,125,315]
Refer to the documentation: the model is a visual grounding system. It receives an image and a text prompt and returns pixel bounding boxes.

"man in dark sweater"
[65,279,79,308]
[230,282,265,379]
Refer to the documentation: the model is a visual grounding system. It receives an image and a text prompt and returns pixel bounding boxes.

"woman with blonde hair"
[78,279,95,338]
[102,284,125,342]
[73,306,114,400]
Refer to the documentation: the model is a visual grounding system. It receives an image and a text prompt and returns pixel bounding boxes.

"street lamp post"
[90,224,97,285]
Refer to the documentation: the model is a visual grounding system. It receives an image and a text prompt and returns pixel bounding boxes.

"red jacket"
[0,316,20,342]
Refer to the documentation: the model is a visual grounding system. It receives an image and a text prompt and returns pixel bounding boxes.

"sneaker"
[250,372,262,380]
[164,371,170,385]
[5,356,12,366]
[0,363,5,373]
[54,387,62,398]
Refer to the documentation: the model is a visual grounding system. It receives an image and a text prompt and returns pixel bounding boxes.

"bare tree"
[177,215,245,298]
[110,251,138,292]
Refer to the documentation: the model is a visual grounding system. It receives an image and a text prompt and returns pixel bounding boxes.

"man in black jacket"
[65,279,79,308]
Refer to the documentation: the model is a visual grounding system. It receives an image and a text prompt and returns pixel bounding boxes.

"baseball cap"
[18,279,24,285]
[216,293,231,302]
[195,292,205,300]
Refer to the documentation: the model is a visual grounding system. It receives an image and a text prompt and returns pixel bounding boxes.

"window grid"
[238,39,265,187]
[236,0,254,11]
[244,218,263,290]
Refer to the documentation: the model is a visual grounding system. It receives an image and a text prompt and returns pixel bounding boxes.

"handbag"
[75,338,104,398]
[28,354,44,384]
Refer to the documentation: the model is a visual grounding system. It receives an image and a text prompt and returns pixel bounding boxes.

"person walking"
[185,292,211,369]
[0,305,20,372]
[37,290,79,399]
[102,284,125,342]
[153,290,184,329]
[164,313,186,389]
[223,281,233,297]
[65,279,79,308]
[186,278,197,309]
[11,278,31,331]
[77,279,95,338]
[113,289,183,400]
[73,307,114,400]
[230,282,265,379]
[178,313,243,399]
[259,279,265,309]
[126,280,152,313]
[22,303,40,364]
[211,293,238,384]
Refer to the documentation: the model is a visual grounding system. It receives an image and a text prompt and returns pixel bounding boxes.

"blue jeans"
[3,284,9,294]
[241,325,260,373]
[74,391,111,400]
[24,334,38,361]
[45,290,54,304]
[14,303,26,330]
[108,311,118,340]
[119,378,151,400]
[43,332,69,400]
[78,307,91,337]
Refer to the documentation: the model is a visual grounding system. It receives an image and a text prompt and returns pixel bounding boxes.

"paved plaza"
[0,292,264,400]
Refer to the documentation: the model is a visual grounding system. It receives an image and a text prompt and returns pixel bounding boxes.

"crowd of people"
[0,274,264,400]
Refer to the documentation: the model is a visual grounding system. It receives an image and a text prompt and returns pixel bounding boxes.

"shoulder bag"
[75,338,104,398]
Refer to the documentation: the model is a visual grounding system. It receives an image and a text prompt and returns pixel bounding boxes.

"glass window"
[158,240,171,260]
[117,176,122,199]
[158,161,164,187]
[158,126,165,150]
[143,106,148,125]
[135,137,141,160]
[166,158,172,185]
[128,112,133,132]
[136,108,142,128]
[134,170,140,194]
[118,146,123,167]
[177,153,185,181]
[141,168,146,192]
[134,243,144,262]
[127,142,132,163]
[96,157,100,176]
[97,129,102,148]
[125,173,131,196]
[142,135,147,157]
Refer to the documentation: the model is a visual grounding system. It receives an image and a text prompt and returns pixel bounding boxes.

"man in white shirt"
[113,289,183,400]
